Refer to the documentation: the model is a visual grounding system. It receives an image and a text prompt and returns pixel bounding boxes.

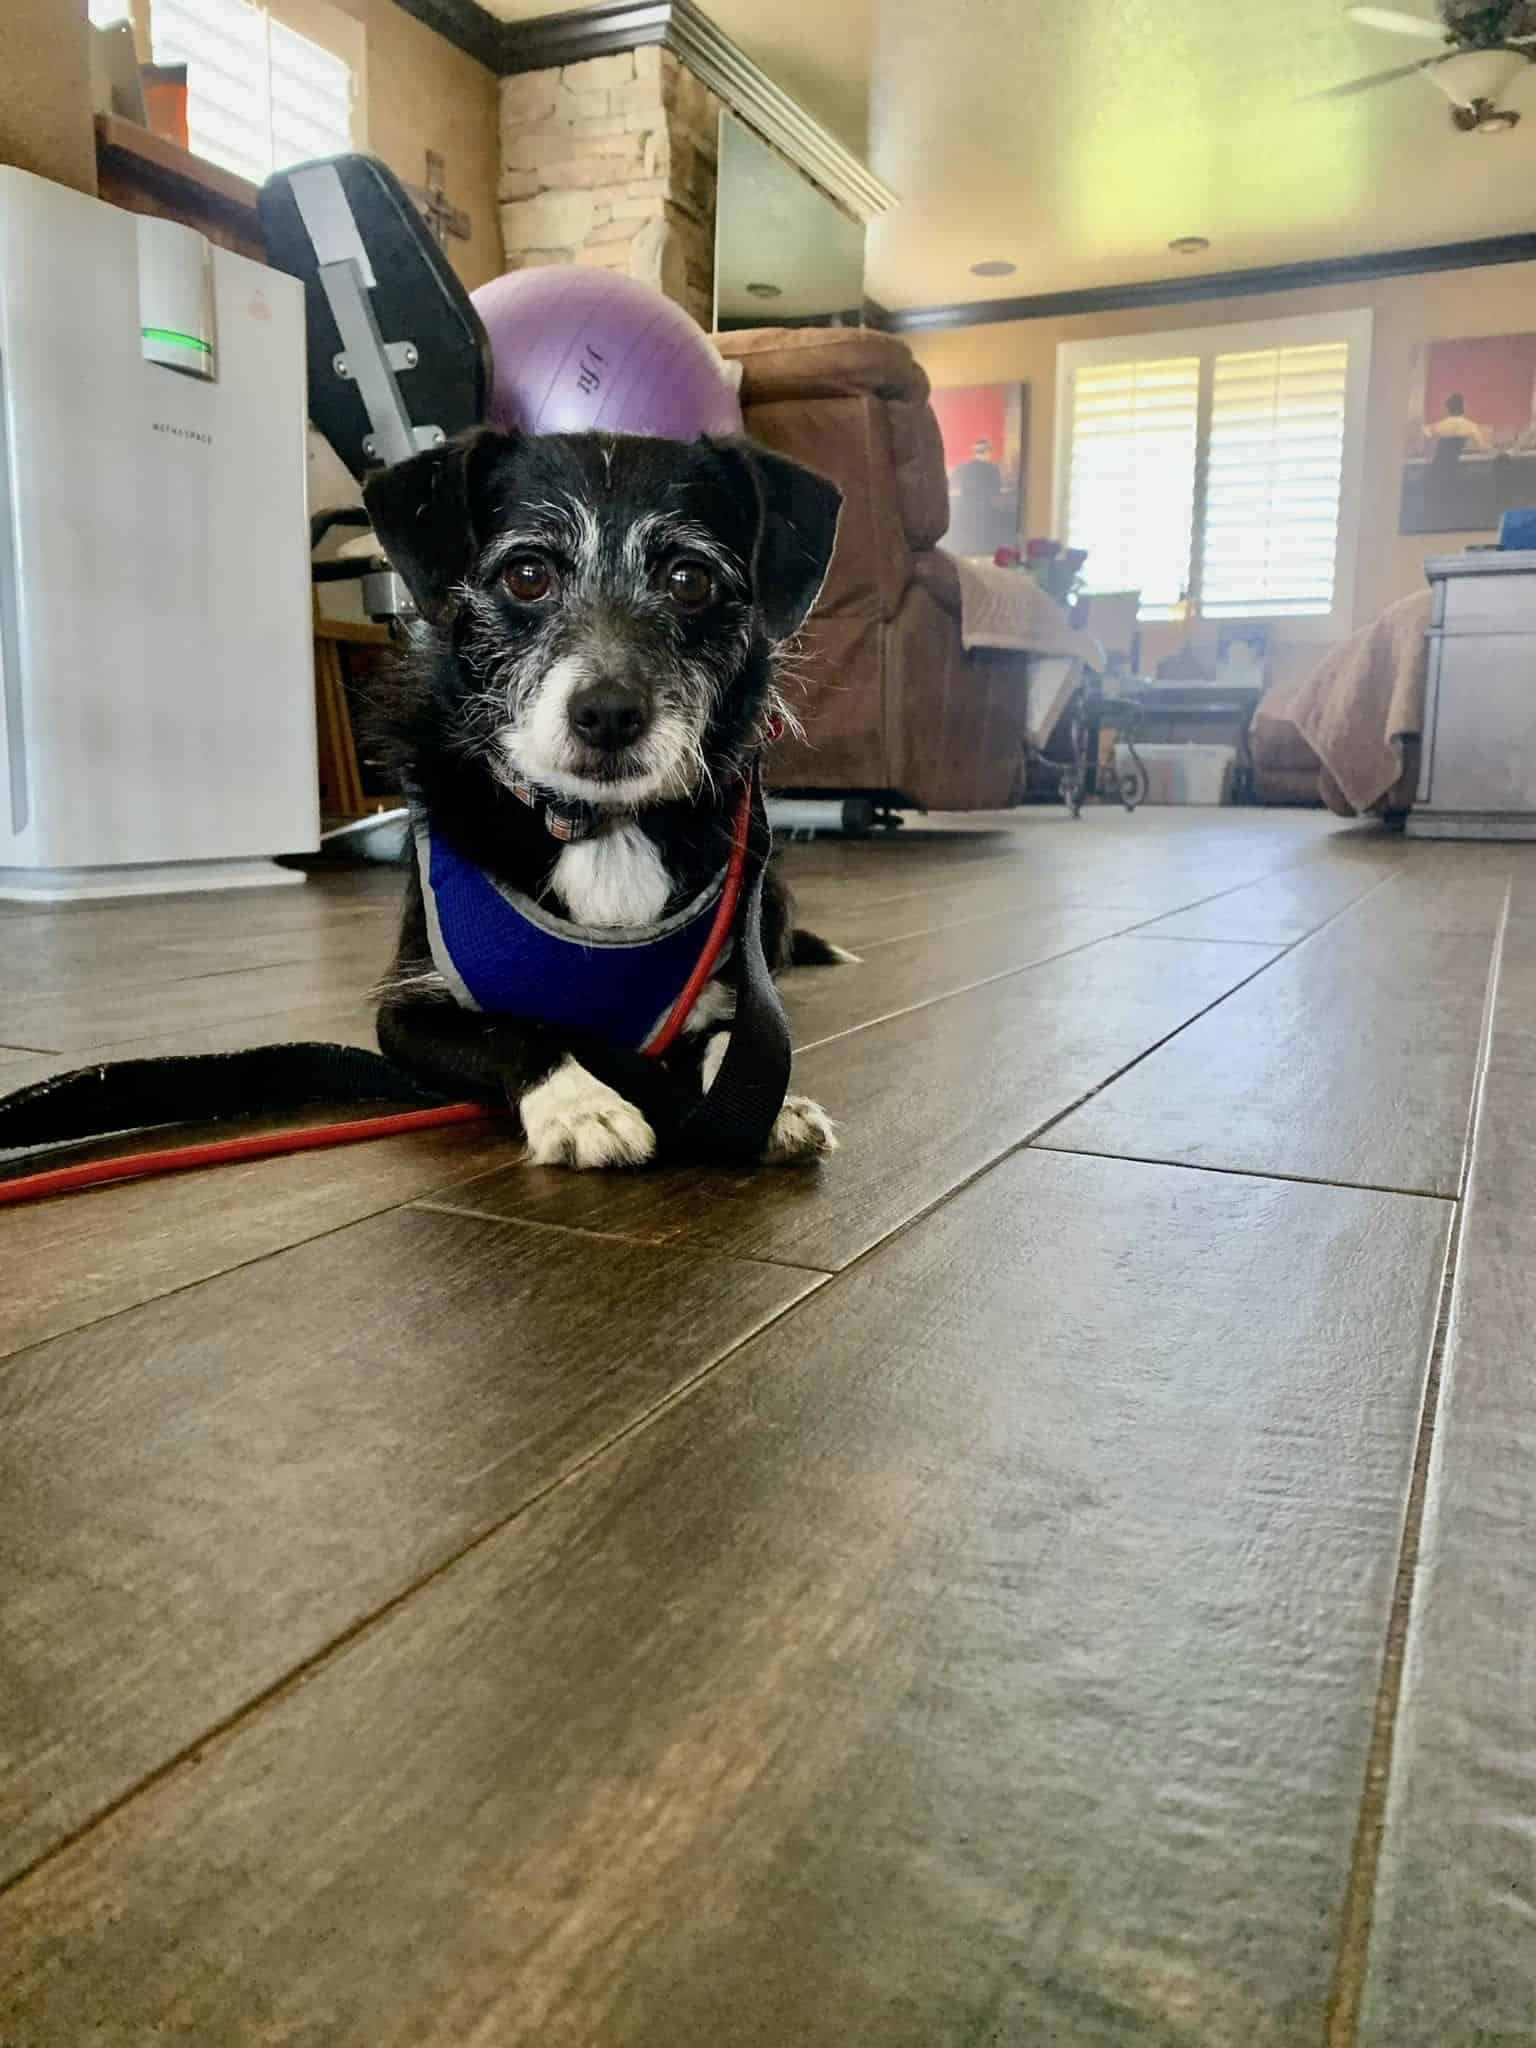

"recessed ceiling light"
[1169,235,1210,256]
[970,259,1017,278]
[744,281,782,299]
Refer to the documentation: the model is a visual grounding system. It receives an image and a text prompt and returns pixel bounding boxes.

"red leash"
[640,773,752,1057]
[0,776,758,1209]
[0,1100,502,1208]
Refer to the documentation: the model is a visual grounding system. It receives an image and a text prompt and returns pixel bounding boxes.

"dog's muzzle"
[567,677,650,755]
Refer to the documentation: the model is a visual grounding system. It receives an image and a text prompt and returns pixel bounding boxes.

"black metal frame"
[1031,676,1149,819]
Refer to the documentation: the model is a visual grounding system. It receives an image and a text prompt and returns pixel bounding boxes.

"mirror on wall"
[713,113,867,331]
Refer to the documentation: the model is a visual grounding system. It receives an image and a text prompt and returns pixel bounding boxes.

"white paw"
[764,1094,838,1165]
[519,1058,656,1171]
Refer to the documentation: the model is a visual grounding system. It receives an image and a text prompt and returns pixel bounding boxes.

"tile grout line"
[1324,876,1511,2048]
[1131,932,1303,947]
[414,1197,836,1274]
[1030,1140,1455,1205]
[0,1258,835,1908]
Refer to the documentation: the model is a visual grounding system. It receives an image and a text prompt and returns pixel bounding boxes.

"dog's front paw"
[519,1058,656,1170]
[764,1094,838,1165]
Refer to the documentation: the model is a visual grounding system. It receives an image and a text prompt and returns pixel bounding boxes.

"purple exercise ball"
[471,267,743,441]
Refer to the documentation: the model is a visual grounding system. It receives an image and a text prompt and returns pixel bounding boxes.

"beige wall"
[1,0,97,194]
[907,261,1536,677]
[330,0,503,292]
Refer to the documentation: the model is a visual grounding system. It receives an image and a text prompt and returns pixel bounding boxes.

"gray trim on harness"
[410,816,730,1027]
[413,823,480,1012]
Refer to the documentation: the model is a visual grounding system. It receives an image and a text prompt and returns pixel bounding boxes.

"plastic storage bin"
[1116,741,1236,805]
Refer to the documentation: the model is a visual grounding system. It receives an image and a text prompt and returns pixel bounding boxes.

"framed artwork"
[930,382,1027,558]
[1400,331,1536,534]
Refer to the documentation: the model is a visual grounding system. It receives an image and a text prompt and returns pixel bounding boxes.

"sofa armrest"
[911,548,962,619]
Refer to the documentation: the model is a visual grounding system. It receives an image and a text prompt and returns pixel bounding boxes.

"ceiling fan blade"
[1302,56,1437,97]
[1345,5,1449,40]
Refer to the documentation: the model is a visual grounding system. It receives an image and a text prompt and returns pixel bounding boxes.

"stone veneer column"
[499,46,724,331]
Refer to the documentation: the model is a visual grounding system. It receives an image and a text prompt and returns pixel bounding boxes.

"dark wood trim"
[94,112,260,217]
[382,0,506,71]
[93,113,263,258]
[501,0,671,70]
[717,309,869,331]
[887,234,1536,333]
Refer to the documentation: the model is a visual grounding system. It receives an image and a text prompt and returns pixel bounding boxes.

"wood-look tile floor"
[2,806,1534,2046]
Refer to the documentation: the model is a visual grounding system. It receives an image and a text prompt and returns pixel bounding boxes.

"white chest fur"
[552,823,672,929]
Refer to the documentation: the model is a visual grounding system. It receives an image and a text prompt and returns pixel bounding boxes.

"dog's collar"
[505,777,606,843]
[504,717,783,844]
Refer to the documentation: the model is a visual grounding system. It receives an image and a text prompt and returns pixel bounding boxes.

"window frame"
[1053,308,1374,640]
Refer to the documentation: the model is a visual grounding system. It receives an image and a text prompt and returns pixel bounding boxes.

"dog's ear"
[718,439,842,643]
[361,429,507,623]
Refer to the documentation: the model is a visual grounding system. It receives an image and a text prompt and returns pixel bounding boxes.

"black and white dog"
[361,426,847,1172]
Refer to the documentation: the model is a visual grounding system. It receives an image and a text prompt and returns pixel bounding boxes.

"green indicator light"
[142,326,212,353]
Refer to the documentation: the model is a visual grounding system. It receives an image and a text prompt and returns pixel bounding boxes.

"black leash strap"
[0,1043,456,1156]
[0,767,791,1177]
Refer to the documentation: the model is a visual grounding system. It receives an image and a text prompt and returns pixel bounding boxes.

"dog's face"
[364,430,840,808]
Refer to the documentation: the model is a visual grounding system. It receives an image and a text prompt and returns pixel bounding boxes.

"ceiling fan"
[1315,1,1536,130]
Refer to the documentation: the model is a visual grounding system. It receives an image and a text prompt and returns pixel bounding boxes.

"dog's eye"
[503,555,555,604]
[664,560,715,612]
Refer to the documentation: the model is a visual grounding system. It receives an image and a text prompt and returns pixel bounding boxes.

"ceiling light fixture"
[744,281,781,299]
[969,260,1017,278]
[1169,236,1211,256]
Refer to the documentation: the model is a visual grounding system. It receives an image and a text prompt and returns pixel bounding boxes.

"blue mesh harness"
[413,815,729,1052]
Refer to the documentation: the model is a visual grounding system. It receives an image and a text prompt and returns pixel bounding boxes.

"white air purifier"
[0,168,319,901]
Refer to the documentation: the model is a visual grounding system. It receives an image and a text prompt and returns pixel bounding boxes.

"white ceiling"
[477,0,1536,313]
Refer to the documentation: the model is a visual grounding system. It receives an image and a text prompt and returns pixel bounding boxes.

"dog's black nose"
[568,680,649,753]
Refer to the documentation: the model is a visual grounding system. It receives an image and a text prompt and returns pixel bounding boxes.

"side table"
[1118,682,1264,803]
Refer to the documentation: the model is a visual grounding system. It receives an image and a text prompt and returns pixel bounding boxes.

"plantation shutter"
[1199,340,1351,619]
[152,0,357,185]
[1062,355,1201,618]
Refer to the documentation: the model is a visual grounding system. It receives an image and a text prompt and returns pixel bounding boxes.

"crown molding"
[500,0,896,223]
[886,233,1536,332]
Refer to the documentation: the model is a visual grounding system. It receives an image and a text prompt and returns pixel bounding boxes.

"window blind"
[1200,341,1350,620]
[1062,356,1200,618]
[152,0,354,185]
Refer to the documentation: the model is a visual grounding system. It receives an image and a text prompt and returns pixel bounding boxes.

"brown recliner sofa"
[715,327,1034,812]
